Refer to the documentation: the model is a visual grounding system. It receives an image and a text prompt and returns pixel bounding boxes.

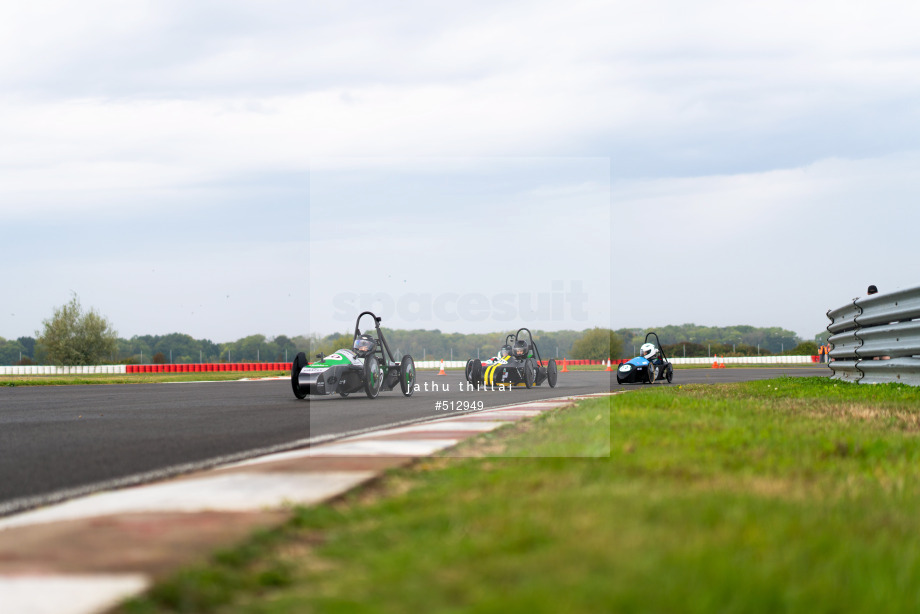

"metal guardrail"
[827,285,920,385]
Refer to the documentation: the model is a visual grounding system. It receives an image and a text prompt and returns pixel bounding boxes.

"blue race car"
[616,332,673,385]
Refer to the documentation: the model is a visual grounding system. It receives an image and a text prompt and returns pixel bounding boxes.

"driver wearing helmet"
[499,345,512,359]
[353,334,376,358]
[640,342,662,365]
[512,340,529,360]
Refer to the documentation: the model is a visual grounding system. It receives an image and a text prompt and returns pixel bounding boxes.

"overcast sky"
[3,1,919,343]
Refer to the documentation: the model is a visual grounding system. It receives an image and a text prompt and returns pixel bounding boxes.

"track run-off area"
[0,366,830,516]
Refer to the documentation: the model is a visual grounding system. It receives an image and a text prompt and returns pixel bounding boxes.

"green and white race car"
[291,311,416,399]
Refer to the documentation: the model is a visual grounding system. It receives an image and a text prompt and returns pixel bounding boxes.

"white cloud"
[613,152,920,337]
[3,0,920,341]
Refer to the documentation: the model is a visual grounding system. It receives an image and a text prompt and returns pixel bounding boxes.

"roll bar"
[354,311,396,364]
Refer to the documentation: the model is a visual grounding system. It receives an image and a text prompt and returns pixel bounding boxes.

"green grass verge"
[118,378,920,613]
[0,372,287,387]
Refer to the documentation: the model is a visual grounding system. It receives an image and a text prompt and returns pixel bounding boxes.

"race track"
[0,366,829,515]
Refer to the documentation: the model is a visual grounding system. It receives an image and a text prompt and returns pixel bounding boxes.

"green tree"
[36,295,118,366]
[570,328,623,360]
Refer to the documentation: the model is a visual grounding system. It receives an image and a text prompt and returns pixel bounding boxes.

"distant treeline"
[0,333,312,366]
[0,323,822,366]
[616,324,817,358]
[2,329,589,366]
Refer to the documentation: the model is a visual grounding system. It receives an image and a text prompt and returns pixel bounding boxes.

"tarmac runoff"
[0,392,615,614]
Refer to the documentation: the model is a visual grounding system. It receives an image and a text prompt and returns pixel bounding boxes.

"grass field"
[118,377,920,613]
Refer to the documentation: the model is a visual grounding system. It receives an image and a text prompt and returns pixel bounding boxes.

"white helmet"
[640,343,657,359]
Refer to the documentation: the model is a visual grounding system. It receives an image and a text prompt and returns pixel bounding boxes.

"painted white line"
[308,439,460,457]
[224,422,509,469]
[0,472,375,531]
[0,574,149,614]
[472,409,545,417]
[345,421,507,437]
[498,402,572,409]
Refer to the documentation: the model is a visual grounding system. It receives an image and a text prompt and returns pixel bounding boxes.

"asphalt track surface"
[0,367,830,515]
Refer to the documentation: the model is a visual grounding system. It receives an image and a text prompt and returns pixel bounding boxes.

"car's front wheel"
[291,352,307,399]
[364,355,383,399]
[524,358,536,388]
[399,355,416,397]
[547,358,558,388]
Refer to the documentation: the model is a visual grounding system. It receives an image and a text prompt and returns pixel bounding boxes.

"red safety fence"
[124,357,822,374]
[532,359,613,367]
[126,363,293,374]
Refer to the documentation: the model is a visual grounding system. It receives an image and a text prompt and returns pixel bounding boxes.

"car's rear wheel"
[364,355,383,399]
[291,352,307,399]
[524,358,536,388]
[666,365,673,383]
[547,358,558,388]
[400,355,416,397]
[338,391,349,398]
[470,360,482,388]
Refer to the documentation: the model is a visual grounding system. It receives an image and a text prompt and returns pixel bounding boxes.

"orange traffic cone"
[561,358,569,373]
[712,357,719,369]
[719,355,726,369]
[605,358,613,372]
[438,359,446,375]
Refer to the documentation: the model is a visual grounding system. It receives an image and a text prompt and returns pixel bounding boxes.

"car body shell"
[297,349,373,395]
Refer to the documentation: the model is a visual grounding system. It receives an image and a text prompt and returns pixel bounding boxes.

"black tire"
[646,364,657,384]
[470,360,482,388]
[399,355,416,397]
[465,358,475,384]
[547,358,558,388]
[524,358,535,389]
[364,355,383,399]
[666,365,673,383]
[339,391,349,398]
[291,352,307,399]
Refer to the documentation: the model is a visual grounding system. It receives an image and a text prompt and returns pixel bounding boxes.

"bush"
[36,295,118,366]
